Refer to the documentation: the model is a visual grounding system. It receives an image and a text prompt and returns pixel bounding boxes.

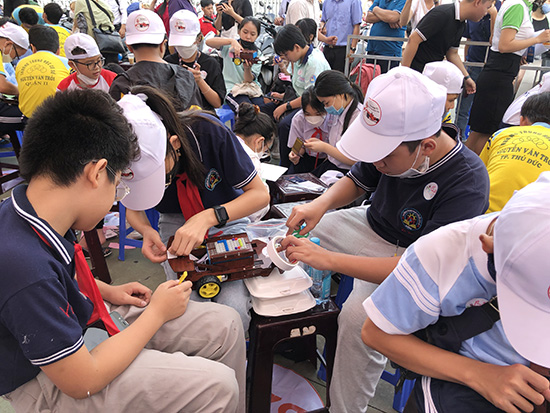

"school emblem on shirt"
[309,75,316,83]
[121,168,134,181]
[363,98,381,126]
[135,15,150,31]
[174,19,186,32]
[401,208,422,231]
[423,182,438,200]
[205,168,221,191]
[466,298,488,308]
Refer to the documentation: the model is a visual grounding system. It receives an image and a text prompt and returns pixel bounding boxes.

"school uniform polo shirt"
[347,140,490,248]
[367,0,407,57]
[365,213,527,370]
[288,109,330,158]
[410,2,466,72]
[15,51,71,118]
[291,46,331,97]
[0,185,93,395]
[155,114,257,214]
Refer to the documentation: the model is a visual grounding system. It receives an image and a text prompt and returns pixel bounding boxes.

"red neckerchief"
[176,172,205,221]
[310,127,323,168]
[31,227,120,336]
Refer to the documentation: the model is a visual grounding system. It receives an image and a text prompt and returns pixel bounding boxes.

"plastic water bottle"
[305,237,331,305]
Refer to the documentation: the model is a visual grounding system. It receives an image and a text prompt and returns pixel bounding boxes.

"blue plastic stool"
[317,273,415,412]
[118,203,159,261]
[215,104,235,130]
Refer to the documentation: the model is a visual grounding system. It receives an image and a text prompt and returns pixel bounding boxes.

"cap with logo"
[0,22,29,50]
[422,61,464,94]
[169,9,200,47]
[337,66,446,163]
[64,33,100,60]
[118,93,167,211]
[494,171,550,368]
[126,9,166,46]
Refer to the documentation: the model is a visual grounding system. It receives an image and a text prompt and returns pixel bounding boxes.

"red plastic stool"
[247,300,340,412]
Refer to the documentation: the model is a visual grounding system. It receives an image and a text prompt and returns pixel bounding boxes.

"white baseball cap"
[64,33,100,60]
[337,66,446,163]
[494,171,550,368]
[118,94,167,211]
[169,10,200,47]
[422,61,464,94]
[126,9,166,46]
[0,22,29,50]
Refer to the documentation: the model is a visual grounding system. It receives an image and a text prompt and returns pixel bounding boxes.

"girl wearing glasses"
[121,85,270,330]
[57,33,117,92]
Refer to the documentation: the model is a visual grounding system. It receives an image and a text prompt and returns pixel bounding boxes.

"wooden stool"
[247,299,340,412]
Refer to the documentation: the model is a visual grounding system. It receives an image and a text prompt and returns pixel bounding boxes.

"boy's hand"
[105,282,152,307]
[149,280,192,323]
[286,201,325,235]
[141,227,167,263]
[289,151,300,165]
[472,363,550,413]
[273,104,287,120]
[280,235,333,270]
[187,62,203,83]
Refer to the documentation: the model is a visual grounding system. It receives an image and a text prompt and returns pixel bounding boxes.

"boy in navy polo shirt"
[281,67,489,413]
[0,89,246,412]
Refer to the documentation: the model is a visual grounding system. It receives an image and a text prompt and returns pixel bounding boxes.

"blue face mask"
[325,96,345,116]
[543,3,550,14]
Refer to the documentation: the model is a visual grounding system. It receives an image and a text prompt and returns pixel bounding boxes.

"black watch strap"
[213,205,229,228]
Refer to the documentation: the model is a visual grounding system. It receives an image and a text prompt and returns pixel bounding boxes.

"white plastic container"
[244,265,312,298]
[251,289,316,316]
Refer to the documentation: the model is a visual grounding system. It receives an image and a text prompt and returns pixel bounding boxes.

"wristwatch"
[286,102,292,111]
[213,205,229,228]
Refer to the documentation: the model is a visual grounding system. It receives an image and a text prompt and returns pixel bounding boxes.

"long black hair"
[314,70,364,134]
[128,85,205,188]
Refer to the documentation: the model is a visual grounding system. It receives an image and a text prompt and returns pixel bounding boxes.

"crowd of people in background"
[1,0,550,412]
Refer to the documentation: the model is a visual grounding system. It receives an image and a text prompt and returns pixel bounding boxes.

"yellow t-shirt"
[15,51,71,118]
[480,123,550,213]
[48,25,72,58]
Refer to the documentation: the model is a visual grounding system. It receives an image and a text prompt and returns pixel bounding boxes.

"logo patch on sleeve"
[205,168,222,191]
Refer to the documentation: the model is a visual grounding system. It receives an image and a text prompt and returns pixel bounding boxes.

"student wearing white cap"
[480,92,550,214]
[120,85,269,334]
[0,21,27,134]
[57,33,117,92]
[422,60,464,123]
[281,67,490,412]
[363,171,550,412]
[164,9,226,110]
[109,9,201,111]
[502,72,550,128]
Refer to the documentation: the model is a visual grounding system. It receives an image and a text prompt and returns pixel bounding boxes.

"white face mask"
[385,145,430,179]
[305,114,325,127]
[176,44,198,60]
[2,44,13,63]
[76,70,99,86]
[254,139,270,160]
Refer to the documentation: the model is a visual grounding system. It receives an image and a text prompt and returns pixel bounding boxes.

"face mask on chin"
[176,44,198,60]
[385,145,430,179]
[76,69,99,86]
[239,39,257,51]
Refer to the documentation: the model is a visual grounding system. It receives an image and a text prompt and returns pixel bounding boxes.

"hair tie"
[253,105,260,114]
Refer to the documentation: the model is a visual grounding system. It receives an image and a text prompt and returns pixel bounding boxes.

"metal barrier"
[342,33,550,132]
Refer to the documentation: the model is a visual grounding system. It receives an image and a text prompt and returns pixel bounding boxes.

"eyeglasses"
[74,57,105,71]
[106,164,131,202]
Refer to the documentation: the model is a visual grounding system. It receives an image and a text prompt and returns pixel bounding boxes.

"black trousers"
[323,46,347,73]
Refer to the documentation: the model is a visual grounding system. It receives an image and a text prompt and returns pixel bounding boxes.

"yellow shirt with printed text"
[480,123,550,213]
[15,51,70,118]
